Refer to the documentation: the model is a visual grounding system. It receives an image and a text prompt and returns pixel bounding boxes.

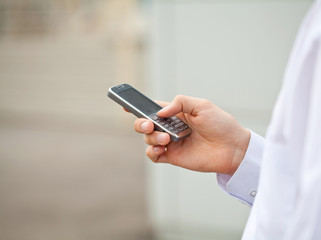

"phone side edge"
[107,88,147,119]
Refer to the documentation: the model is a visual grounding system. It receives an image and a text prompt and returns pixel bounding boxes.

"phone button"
[151,115,158,120]
[175,122,185,128]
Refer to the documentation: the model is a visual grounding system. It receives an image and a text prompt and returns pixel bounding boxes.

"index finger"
[157,95,198,117]
[156,100,187,122]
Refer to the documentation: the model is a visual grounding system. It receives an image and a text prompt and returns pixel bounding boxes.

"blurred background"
[0,0,313,240]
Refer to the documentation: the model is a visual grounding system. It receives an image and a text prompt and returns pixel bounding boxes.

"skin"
[133,95,251,176]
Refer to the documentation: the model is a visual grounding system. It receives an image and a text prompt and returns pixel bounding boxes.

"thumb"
[157,95,200,118]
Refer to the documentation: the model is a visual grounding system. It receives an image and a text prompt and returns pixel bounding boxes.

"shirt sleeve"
[217,130,265,206]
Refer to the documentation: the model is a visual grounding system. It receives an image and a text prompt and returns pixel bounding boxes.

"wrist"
[229,129,251,175]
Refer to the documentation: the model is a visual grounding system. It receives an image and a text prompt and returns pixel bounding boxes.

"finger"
[146,145,168,163]
[155,100,186,121]
[134,119,154,134]
[144,131,170,146]
[157,95,205,118]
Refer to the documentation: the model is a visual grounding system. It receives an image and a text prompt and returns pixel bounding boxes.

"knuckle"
[143,134,151,145]
[174,95,185,102]
[145,147,150,156]
[146,147,157,162]
[197,98,213,108]
[199,98,211,105]
[134,119,143,132]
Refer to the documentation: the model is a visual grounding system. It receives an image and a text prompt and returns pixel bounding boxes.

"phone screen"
[117,88,162,116]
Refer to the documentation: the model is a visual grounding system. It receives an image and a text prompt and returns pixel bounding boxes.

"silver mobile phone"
[107,83,192,142]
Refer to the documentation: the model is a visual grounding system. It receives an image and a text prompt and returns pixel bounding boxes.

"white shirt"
[218,1,321,239]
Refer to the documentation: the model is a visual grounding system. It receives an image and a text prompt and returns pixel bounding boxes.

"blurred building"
[0,1,150,240]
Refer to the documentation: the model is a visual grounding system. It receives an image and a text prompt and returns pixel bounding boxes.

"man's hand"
[134,95,250,175]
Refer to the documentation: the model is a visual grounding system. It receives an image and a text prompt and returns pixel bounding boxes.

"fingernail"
[141,122,149,132]
[156,133,168,143]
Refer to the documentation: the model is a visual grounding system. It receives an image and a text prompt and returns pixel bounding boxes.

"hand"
[134,95,250,175]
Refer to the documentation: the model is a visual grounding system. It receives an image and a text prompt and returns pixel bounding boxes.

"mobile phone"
[107,83,192,142]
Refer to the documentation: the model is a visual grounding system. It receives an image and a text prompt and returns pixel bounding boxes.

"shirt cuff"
[217,130,265,206]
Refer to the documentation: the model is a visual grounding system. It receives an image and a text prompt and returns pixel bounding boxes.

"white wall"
[146,1,312,239]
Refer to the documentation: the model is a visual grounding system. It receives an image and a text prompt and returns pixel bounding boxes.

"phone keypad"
[150,114,189,134]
